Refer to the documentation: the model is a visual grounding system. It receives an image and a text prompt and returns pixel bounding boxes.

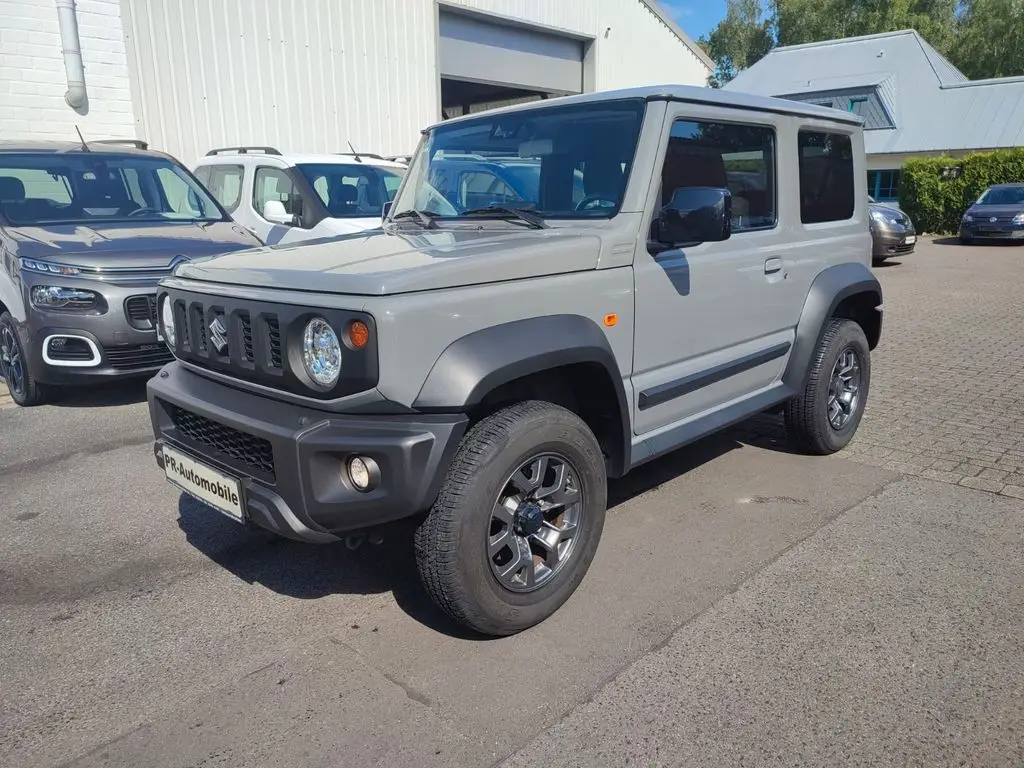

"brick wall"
[0,0,135,141]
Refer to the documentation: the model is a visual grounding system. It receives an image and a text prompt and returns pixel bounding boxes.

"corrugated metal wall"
[121,0,709,166]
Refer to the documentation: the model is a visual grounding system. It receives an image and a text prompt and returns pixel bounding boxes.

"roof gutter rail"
[55,0,87,110]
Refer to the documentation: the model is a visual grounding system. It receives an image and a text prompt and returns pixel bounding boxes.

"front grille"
[266,317,282,368]
[167,404,275,480]
[104,343,173,370]
[163,289,377,399]
[125,295,158,330]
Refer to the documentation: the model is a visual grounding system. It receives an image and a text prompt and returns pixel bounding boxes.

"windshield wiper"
[390,209,437,229]
[458,204,548,229]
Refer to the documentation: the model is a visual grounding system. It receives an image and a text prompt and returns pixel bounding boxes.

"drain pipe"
[55,0,87,110]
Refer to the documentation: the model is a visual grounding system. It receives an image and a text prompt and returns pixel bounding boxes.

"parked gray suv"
[148,86,881,636]
[0,140,261,406]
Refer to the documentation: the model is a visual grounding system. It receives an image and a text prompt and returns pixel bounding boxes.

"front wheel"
[0,312,47,407]
[414,400,607,636]
[785,318,871,455]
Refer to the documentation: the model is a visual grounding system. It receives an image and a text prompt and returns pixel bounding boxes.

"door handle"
[764,257,783,275]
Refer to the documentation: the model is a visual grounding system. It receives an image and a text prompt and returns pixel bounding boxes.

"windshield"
[977,186,1024,205]
[296,163,404,218]
[390,98,646,221]
[0,154,226,226]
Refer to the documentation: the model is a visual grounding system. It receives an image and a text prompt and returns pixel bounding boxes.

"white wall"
[0,0,135,141]
[121,0,711,165]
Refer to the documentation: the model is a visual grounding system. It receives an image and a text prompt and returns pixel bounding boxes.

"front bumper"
[148,361,467,542]
[959,221,1024,240]
[871,223,917,257]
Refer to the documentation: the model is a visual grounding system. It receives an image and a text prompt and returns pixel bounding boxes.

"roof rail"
[92,138,149,150]
[205,146,282,156]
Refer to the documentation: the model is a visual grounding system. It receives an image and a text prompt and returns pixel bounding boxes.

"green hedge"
[899,148,1024,234]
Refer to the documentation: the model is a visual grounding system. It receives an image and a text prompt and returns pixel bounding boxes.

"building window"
[797,130,854,224]
[868,169,901,201]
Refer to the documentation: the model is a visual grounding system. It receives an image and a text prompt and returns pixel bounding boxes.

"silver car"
[0,140,262,407]
[868,196,916,263]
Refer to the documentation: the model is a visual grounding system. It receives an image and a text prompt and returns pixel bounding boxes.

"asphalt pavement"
[1,376,1020,767]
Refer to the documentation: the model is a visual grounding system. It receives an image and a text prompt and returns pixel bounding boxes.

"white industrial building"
[0,0,713,165]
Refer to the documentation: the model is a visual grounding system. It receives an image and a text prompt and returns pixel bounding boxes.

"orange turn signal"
[348,320,370,349]
[603,313,618,327]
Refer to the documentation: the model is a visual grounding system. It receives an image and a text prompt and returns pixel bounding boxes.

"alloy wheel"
[0,324,25,398]
[487,452,584,593]
[827,347,861,430]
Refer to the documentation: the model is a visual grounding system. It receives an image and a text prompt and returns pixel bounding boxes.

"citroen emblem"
[209,315,228,354]
[990,216,998,223]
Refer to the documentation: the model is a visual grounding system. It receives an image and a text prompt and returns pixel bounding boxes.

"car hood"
[869,202,906,219]
[967,204,1024,217]
[5,221,262,269]
[174,225,602,296]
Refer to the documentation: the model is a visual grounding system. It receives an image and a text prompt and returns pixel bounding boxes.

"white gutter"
[55,0,87,109]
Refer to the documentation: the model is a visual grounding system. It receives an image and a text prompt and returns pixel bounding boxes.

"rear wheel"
[785,318,870,455]
[414,400,607,636]
[0,312,47,407]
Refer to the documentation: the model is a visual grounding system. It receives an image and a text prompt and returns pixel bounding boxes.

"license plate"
[904,235,916,244]
[163,444,244,521]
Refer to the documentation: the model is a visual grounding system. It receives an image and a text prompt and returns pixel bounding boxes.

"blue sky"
[660,0,726,41]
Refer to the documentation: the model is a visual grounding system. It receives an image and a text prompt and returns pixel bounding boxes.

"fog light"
[347,456,379,492]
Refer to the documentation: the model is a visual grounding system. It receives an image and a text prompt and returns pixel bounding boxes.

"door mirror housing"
[382,200,393,221]
[263,198,295,226]
[655,187,732,247]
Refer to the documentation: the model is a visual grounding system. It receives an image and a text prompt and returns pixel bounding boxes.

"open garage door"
[439,10,585,118]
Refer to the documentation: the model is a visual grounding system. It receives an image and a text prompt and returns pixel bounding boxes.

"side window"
[660,118,776,232]
[196,164,243,212]
[798,130,854,224]
[253,167,302,219]
[383,173,403,201]
[459,171,518,209]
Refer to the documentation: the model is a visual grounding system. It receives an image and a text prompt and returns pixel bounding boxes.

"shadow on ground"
[49,378,149,408]
[178,414,795,638]
[932,236,1024,247]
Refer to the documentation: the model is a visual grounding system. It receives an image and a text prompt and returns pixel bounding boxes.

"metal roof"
[725,30,1024,155]
[423,83,864,131]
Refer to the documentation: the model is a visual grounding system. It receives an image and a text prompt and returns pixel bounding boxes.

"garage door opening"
[441,78,550,119]
[438,10,586,120]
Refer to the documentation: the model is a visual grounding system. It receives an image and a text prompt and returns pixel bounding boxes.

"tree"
[697,0,774,87]
[952,0,1024,79]
[696,0,1024,83]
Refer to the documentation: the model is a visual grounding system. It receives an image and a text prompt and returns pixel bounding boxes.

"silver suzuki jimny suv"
[149,85,881,636]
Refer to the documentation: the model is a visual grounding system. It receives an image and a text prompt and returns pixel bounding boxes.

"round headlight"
[160,296,176,348]
[302,317,342,387]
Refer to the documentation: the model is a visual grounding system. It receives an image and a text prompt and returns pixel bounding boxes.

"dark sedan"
[959,183,1024,243]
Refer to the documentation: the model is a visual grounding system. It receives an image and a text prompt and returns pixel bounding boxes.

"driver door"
[631,105,796,436]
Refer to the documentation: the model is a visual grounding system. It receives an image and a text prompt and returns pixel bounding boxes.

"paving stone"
[959,476,1007,493]
[1000,485,1024,500]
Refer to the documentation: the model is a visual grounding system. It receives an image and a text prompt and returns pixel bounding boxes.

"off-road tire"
[414,400,607,636]
[784,318,870,455]
[0,312,47,407]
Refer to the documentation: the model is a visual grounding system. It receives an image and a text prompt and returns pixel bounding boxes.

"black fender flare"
[413,315,632,474]
[783,262,882,392]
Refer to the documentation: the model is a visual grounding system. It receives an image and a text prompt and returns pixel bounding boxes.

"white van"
[193,147,405,245]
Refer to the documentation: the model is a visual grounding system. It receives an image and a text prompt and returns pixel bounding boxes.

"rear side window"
[196,164,243,212]
[798,131,854,224]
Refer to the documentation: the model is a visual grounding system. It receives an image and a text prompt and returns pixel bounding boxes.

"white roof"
[424,83,863,132]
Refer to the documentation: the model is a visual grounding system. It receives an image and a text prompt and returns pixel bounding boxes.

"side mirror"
[382,200,392,221]
[263,198,295,226]
[655,187,732,247]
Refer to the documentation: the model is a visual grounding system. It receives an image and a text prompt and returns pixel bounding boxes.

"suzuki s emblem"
[990,216,998,223]
[209,315,228,354]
